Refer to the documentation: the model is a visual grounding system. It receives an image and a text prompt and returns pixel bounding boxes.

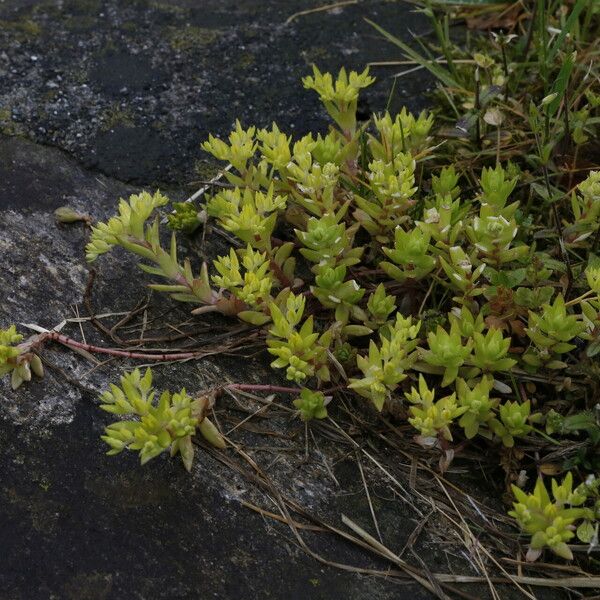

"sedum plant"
[100,368,225,471]
[455,376,498,439]
[267,292,332,384]
[0,325,44,390]
[490,400,540,448]
[405,375,465,444]
[381,227,436,283]
[524,295,586,369]
[86,191,217,310]
[302,65,374,136]
[422,323,472,386]
[349,314,420,411]
[470,328,516,374]
[206,184,286,250]
[509,473,595,561]
[566,171,600,245]
[4,66,600,563]
[293,388,328,421]
[168,201,204,233]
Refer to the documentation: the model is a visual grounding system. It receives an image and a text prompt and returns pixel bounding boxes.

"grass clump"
[366,0,600,561]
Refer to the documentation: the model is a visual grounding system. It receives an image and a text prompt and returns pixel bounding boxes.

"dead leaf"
[510,319,526,337]
[485,315,508,331]
[539,463,563,476]
[466,5,522,31]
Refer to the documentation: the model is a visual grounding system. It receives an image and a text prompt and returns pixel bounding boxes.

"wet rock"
[0,0,432,186]
[91,126,174,183]
[89,52,168,97]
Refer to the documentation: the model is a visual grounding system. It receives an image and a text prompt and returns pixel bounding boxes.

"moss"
[121,21,139,32]
[167,26,220,52]
[301,46,330,65]
[5,486,62,535]
[86,473,173,507]
[62,0,102,14]
[240,27,260,41]
[42,89,60,102]
[99,105,135,132]
[98,39,119,55]
[32,3,60,17]
[237,52,255,70]
[0,107,22,136]
[64,15,97,31]
[0,124,18,136]
[63,572,113,600]
[0,18,42,38]
[194,159,220,181]
[149,1,186,15]
[73,68,90,85]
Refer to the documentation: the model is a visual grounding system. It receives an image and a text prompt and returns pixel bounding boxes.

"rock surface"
[0,0,431,187]
[0,132,461,600]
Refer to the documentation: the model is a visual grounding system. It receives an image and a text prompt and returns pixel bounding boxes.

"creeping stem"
[26,331,219,362]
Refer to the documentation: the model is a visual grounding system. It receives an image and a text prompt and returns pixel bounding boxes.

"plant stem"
[543,164,574,298]
[592,224,600,253]
[565,290,595,307]
[225,383,346,395]
[496,126,501,166]
[521,0,538,63]
[500,44,509,102]
[537,0,549,92]
[226,383,302,394]
[562,83,572,152]
[531,427,561,446]
[474,67,481,149]
[582,0,594,40]
[268,259,293,288]
[38,331,212,361]
[427,1,458,82]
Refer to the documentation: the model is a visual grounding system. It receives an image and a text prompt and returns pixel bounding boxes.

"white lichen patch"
[0,377,79,427]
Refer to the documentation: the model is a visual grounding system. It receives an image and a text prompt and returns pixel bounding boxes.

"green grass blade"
[548,51,576,117]
[548,0,587,63]
[409,0,506,4]
[366,19,459,89]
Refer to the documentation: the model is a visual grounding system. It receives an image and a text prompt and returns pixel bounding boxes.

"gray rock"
[0,0,431,186]
[0,135,438,600]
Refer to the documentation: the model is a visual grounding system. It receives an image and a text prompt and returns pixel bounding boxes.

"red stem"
[43,332,208,361]
[268,260,292,288]
[225,383,347,395]
[30,334,347,395]
[225,383,302,394]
